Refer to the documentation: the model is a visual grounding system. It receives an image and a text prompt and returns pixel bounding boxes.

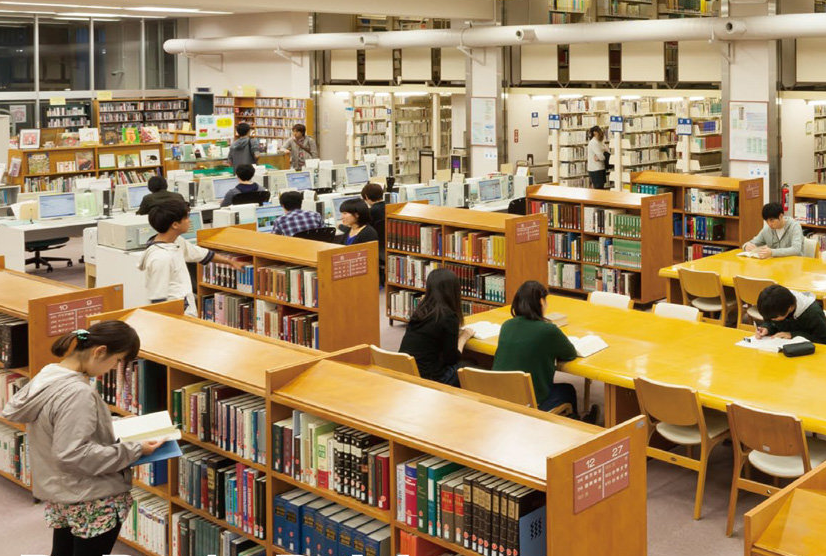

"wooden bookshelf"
[214,95,314,151]
[792,183,826,246]
[43,100,92,130]
[196,225,380,352]
[93,97,191,136]
[384,202,548,322]
[630,171,764,263]
[527,184,673,304]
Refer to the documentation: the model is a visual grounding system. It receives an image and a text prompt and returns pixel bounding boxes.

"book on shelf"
[255,263,319,308]
[173,511,266,556]
[549,232,581,260]
[121,488,169,556]
[684,215,726,241]
[112,410,182,466]
[27,153,50,174]
[387,221,443,255]
[443,262,506,304]
[92,358,166,415]
[550,261,582,291]
[444,231,506,266]
[529,201,581,229]
[102,129,120,145]
[140,149,161,167]
[134,459,167,487]
[686,244,726,260]
[252,300,319,348]
[0,370,28,414]
[583,207,641,238]
[8,157,21,178]
[139,126,162,143]
[389,290,424,320]
[116,153,140,168]
[202,254,255,293]
[55,161,76,173]
[99,169,158,186]
[582,265,639,296]
[684,188,739,216]
[58,132,80,147]
[794,200,826,225]
[122,126,140,145]
[74,150,94,171]
[0,313,28,369]
[387,255,441,289]
[78,127,99,145]
[630,183,669,195]
[0,423,30,485]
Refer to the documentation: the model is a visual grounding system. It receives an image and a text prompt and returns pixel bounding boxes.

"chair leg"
[726,455,745,536]
[694,446,710,520]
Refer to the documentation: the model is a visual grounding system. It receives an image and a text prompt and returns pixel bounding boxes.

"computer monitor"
[255,205,285,233]
[39,192,77,220]
[333,195,359,222]
[212,177,239,201]
[344,165,369,186]
[181,210,203,240]
[413,185,443,206]
[127,184,151,210]
[286,171,313,191]
[478,178,503,203]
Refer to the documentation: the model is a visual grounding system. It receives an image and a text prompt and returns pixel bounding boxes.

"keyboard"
[470,200,511,213]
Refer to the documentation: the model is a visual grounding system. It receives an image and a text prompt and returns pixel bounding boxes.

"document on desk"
[464,321,501,340]
[736,251,760,258]
[568,335,609,358]
[736,335,810,353]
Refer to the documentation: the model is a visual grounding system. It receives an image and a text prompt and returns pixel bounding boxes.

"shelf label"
[332,249,369,281]
[609,116,623,134]
[677,118,693,136]
[46,296,104,337]
[744,182,761,199]
[548,114,561,130]
[573,437,631,514]
[96,90,113,101]
[515,220,542,244]
[649,198,669,219]
[531,112,539,128]
[49,96,66,106]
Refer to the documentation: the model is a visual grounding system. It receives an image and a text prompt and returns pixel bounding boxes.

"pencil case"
[781,341,816,357]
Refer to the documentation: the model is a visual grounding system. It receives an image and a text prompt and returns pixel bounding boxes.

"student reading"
[2,321,160,556]
[338,198,379,246]
[756,284,826,344]
[399,268,475,386]
[743,201,804,258]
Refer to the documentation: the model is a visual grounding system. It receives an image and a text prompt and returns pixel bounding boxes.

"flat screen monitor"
[255,205,285,233]
[414,185,443,206]
[212,177,239,201]
[333,195,359,222]
[39,192,76,220]
[286,171,313,191]
[478,178,502,203]
[345,165,369,186]
[181,210,203,240]
[127,185,151,210]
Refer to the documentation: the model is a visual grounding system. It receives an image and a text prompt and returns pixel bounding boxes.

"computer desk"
[0,216,100,272]
[463,294,826,434]
[659,249,826,302]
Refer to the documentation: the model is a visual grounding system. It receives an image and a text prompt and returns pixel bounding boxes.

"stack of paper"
[112,411,182,466]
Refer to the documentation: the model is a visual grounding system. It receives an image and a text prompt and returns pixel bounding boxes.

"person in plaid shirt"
[273,190,324,236]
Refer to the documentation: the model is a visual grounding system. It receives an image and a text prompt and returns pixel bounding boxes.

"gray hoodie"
[227,136,260,168]
[2,364,142,503]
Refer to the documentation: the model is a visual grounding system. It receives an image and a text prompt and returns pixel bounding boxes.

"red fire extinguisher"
[782,183,790,213]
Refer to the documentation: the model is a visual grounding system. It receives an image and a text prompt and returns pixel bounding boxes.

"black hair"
[762,202,784,220]
[292,123,306,135]
[235,164,255,182]
[339,198,371,226]
[279,190,303,211]
[361,182,384,202]
[510,280,549,321]
[147,175,168,193]
[148,199,190,234]
[236,123,251,136]
[410,268,463,327]
[51,320,140,362]
[589,126,603,140]
[757,284,797,320]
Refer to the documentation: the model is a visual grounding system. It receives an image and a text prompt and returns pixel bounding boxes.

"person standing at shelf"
[227,122,260,169]
[2,321,161,556]
[743,201,804,259]
[280,123,319,170]
[587,125,610,190]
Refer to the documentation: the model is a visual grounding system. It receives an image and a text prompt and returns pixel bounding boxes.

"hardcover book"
[75,150,94,171]
[27,153,50,174]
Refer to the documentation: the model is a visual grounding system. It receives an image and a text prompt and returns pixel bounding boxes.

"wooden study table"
[658,249,826,302]
[463,295,826,434]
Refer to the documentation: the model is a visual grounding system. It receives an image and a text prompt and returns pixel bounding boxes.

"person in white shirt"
[587,126,610,190]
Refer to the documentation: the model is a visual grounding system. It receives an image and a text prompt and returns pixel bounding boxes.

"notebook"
[735,335,810,353]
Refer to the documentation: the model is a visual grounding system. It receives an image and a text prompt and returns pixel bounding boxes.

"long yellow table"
[464,295,826,434]
[658,249,826,302]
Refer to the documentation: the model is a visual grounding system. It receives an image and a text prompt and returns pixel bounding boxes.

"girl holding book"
[2,321,160,556]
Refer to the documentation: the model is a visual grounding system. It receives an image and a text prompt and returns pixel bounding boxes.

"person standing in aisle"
[228,123,260,169]
[280,124,319,170]
[587,125,610,190]
[2,321,161,556]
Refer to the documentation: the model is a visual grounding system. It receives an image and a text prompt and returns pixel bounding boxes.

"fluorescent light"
[127,6,199,12]
[334,91,351,98]
[808,100,826,106]
[558,94,582,99]
[374,92,391,97]
[656,97,685,103]
[621,95,641,100]
[688,96,705,101]
[0,7,55,12]
[395,92,427,97]
[0,1,110,6]
[530,95,554,100]
[59,11,164,17]
[591,96,616,101]
[439,92,452,97]
[354,90,375,95]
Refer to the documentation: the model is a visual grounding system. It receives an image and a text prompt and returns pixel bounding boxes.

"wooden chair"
[678,268,736,325]
[803,237,819,259]
[587,291,633,309]
[733,275,775,331]
[457,367,572,416]
[634,378,729,520]
[653,302,702,322]
[725,402,826,536]
[368,345,420,377]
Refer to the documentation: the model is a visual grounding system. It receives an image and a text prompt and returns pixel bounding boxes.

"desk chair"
[587,291,633,309]
[803,237,819,258]
[457,367,572,416]
[25,237,73,272]
[678,268,736,325]
[634,377,729,520]
[725,402,826,536]
[294,226,337,243]
[733,275,775,331]
[653,302,701,322]
[369,345,419,377]
[231,190,270,206]
[507,197,527,215]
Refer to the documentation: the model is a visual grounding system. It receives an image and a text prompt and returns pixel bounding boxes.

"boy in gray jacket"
[743,201,804,258]
[227,122,260,168]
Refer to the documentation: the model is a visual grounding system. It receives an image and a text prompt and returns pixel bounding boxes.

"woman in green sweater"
[493,281,595,419]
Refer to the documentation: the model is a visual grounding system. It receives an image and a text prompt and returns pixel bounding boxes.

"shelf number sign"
[548,114,561,130]
[609,116,624,134]
[46,296,105,337]
[573,437,631,514]
[677,118,693,136]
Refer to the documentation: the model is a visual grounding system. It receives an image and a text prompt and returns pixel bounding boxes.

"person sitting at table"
[743,202,803,259]
[756,284,826,344]
[492,280,599,423]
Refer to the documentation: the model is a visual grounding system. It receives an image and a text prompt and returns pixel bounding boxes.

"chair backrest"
[369,345,419,377]
[733,275,775,306]
[232,190,271,206]
[588,291,633,309]
[678,268,724,300]
[653,302,702,322]
[634,377,703,427]
[803,237,819,258]
[457,367,537,408]
[507,197,527,215]
[727,402,809,461]
[294,226,338,243]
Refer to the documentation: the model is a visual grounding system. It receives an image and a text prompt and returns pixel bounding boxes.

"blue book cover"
[302,498,335,556]
[314,505,346,556]
[517,506,546,556]
[352,521,387,556]
[274,490,312,551]
[323,509,358,556]
[337,515,376,556]
[363,526,391,556]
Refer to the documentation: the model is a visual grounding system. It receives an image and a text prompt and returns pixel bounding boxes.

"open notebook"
[112,411,182,466]
[736,335,810,353]
[568,335,609,358]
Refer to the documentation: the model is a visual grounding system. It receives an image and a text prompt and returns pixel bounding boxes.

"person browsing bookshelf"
[272,190,324,236]
[227,123,260,168]
[587,125,610,190]
[138,199,245,317]
[219,164,267,207]
[743,202,804,259]
[279,123,319,170]
[492,281,599,421]
[136,176,185,216]
[756,284,826,344]
[1,322,160,556]
[399,268,475,386]
[338,198,379,246]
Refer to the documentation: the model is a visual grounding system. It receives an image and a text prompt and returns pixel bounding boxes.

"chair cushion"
[748,437,826,479]
[746,305,764,322]
[691,297,736,313]
[655,409,729,445]
[25,237,70,251]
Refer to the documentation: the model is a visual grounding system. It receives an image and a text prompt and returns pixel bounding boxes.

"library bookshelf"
[93,97,191,136]
[384,202,548,322]
[630,171,764,263]
[196,225,380,352]
[213,95,314,150]
[792,183,826,251]
[527,184,673,305]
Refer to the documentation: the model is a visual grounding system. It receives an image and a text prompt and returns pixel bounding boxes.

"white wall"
[505,93,549,165]
[318,91,348,162]
[186,13,311,98]
[781,98,815,186]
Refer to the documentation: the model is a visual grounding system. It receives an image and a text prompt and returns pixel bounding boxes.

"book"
[112,410,182,466]
[58,132,79,147]
[463,321,500,340]
[98,153,116,169]
[74,150,94,171]
[117,153,140,168]
[8,157,21,178]
[140,149,161,167]
[103,129,120,145]
[78,127,99,145]
[122,126,140,144]
[55,160,76,173]
[737,250,760,258]
[27,153,50,174]
[140,125,161,143]
[567,335,609,357]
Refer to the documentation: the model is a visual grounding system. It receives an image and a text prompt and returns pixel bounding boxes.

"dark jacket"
[339,225,379,245]
[400,311,461,382]
[137,190,186,215]
[227,136,260,168]
[764,291,826,344]
[220,182,266,207]
[369,201,385,226]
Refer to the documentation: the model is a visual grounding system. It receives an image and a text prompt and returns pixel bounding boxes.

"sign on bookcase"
[515,220,542,244]
[649,198,669,219]
[573,436,631,514]
[332,249,369,281]
[46,296,104,336]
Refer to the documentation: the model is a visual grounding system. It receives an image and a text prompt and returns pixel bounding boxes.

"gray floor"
[2,237,763,556]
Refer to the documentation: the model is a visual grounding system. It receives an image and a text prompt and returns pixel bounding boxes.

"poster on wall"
[196,114,235,140]
[9,105,26,124]
[470,97,497,147]
[729,101,768,162]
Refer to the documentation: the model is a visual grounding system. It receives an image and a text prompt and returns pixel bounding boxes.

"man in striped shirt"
[273,191,324,236]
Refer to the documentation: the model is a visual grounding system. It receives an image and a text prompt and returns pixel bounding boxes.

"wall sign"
[531,112,539,128]
[573,437,631,514]
[196,114,235,140]
[46,296,104,337]
[677,118,693,136]
[729,100,768,162]
[609,116,624,134]
[548,114,561,130]
[470,97,497,147]
[332,249,369,280]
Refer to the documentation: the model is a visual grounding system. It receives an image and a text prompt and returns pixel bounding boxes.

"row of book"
[583,207,642,238]
[23,173,94,193]
[172,505,266,556]
[689,135,722,151]
[354,121,387,134]
[254,301,319,349]
[46,106,87,117]
[387,255,440,289]
[807,232,826,251]
[558,130,589,146]
[443,263,507,304]
[461,300,495,316]
[530,201,580,230]
[101,169,160,186]
[684,215,726,242]
[254,109,306,119]
[121,488,169,556]
[557,176,589,188]
[631,183,669,195]
[0,423,29,486]
[444,232,506,267]
[583,265,640,297]
[557,98,607,114]
[0,188,16,206]
[172,380,267,465]
[684,188,739,216]
[354,107,387,120]
[693,119,721,133]
[47,117,91,128]
[145,111,190,122]
[0,313,27,369]
[355,135,389,148]
[549,261,581,290]
[387,221,443,256]
[99,113,145,123]
[794,201,826,226]
[257,264,319,308]
[559,113,602,130]
[559,162,586,178]
[0,370,27,413]
[582,237,642,269]
[621,131,675,149]
[202,254,254,293]
[202,293,255,333]
[254,98,307,109]
[685,244,727,261]
[134,460,168,488]
[179,445,268,539]
[92,358,166,415]
[624,114,676,133]
[621,146,676,166]
[548,232,580,260]
[558,145,586,162]
[388,289,423,320]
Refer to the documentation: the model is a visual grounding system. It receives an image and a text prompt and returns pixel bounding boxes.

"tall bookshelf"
[549,0,590,23]
[196,225,380,352]
[384,203,548,322]
[434,93,452,171]
[93,97,191,136]
[657,0,718,17]
[677,98,722,174]
[348,92,392,164]
[213,95,315,151]
[815,105,826,184]
[394,94,431,183]
[597,0,653,20]
[527,184,673,304]
[630,171,764,262]
[549,96,611,188]
[611,97,678,188]
[43,100,92,130]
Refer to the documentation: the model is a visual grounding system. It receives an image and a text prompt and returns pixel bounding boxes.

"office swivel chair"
[508,197,527,215]
[294,226,337,243]
[25,237,73,272]
[231,190,271,206]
